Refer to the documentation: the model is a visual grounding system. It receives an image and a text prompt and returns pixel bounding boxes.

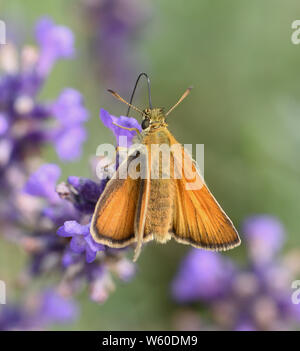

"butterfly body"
[143,138,175,244]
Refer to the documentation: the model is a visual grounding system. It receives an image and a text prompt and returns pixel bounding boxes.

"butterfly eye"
[141,119,150,129]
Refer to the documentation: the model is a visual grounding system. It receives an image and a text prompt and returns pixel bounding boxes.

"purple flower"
[0,305,26,331]
[50,88,89,161]
[38,290,78,324]
[54,125,87,161]
[57,220,104,263]
[28,234,67,276]
[35,17,74,76]
[243,215,285,265]
[52,88,88,125]
[172,216,300,331]
[111,257,136,282]
[0,113,9,135]
[0,17,135,321]
[42,201,78,226]
[100,108,141,147]
[171,250,235,302]
[67,176,103,213]
[23,164,61,203]
[81,0,152,93]
[62,248,81,268]
[0,19,88,165]
[0,290,78,330]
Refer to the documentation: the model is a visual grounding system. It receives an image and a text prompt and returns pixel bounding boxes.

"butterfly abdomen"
[144,178,175,243]
[142,129,175,242]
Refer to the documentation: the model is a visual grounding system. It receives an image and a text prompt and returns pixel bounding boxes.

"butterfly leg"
[133,144,151,262]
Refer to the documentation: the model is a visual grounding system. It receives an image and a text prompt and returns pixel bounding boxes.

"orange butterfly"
[91,74,240,261]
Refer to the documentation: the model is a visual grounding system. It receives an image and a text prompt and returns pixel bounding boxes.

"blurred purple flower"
[172,215,300,331]
[57,220,104,263]
[21,162,128,303]
[38,290,78,324]
[0,113,8,135]
[0,44,137,322]
[21,172,80,275]
[62,248,82,268]
[23,164,61,203]
[172,250,235,302]
[81,0,152,93]
[54,125,87,161]
[100,108,141,147]
[49,89,89,161]
[112,256,136,282]
[0,305,27,331]
[49,107,137,301]
[243,215,285,265]
[52,88,88,125]
[35,17,74,76]
[0,18,88,166]
[0,289,78,330]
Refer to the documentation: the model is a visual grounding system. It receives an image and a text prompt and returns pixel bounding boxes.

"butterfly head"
[141,108,166,130]
[107,84,192,131]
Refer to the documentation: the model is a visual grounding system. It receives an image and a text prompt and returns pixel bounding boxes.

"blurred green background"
[0,0,300,330]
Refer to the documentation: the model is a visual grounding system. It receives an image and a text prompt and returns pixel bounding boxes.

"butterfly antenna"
[165,86,193,117]
[126,72,153,116]
[107,89,143,115]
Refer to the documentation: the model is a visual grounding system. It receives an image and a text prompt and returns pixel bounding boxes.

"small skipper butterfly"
[91,74,240,261]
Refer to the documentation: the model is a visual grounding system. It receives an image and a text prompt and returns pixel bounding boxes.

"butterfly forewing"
[168,132,241,250]
[90,156,139,247]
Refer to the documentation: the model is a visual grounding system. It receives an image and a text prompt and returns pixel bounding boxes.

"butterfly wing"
[91,156,139,248]
[169,133,241,250]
